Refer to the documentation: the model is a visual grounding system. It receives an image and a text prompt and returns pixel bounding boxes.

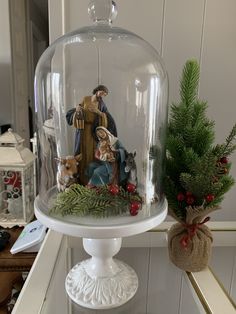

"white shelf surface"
[13,229,236,314]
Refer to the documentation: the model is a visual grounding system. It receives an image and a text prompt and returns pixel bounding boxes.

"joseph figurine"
[66,85,117,184]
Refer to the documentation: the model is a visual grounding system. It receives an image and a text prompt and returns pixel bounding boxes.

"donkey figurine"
[125,150,138,186]
[55,154,82,192]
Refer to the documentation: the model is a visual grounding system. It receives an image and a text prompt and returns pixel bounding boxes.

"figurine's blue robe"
[86,140,128,186]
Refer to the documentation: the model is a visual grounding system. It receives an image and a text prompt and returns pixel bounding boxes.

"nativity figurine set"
[52,85,143,218]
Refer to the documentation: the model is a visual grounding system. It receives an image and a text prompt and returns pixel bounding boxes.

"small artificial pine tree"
[165,60,236,221]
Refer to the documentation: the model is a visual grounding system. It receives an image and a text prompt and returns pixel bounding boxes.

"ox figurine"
[55,154,82,192]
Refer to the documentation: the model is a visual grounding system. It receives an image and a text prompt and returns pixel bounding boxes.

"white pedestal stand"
[35,196,167,309]
[66,238,138,309]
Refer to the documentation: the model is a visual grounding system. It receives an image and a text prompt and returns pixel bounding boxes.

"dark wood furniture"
[0,227,37,313]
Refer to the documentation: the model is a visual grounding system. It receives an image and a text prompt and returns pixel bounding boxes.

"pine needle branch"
[50,184,142,218]
[180,59,200,106]
[212,123,236,158]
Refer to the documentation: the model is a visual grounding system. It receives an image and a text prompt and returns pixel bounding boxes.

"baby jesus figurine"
[95,139,116,162]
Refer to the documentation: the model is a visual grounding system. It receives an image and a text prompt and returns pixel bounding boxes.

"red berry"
[186,196,195,205]
[130,201,141,211]
[129,202,141,216]
[108,185,119,195]
[127,183,136,193]
[205,194,215,202]
[130,208,138,216]
[220,157,228,164]
[177,193,185,201]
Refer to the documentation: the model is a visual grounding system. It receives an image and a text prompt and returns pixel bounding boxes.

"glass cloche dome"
[35,0,168,224]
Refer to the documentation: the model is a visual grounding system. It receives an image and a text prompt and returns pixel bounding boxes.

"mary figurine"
[86,126,127,187]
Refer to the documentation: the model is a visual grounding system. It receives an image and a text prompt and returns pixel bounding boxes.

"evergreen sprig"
[165,60,236,221]
[180,59,200,106]
[50,184,142,218]
[212,124,236,158]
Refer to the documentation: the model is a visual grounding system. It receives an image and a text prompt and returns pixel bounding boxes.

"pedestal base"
[65,258,138,309]
[65,238,138,309]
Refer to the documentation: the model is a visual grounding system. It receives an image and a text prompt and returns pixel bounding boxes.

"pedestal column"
[65,237,138,309]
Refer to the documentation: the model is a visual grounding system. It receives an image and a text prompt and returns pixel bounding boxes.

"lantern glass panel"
[0,169,23,220]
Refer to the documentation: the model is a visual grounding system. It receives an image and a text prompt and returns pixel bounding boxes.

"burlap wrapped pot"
[168,206,217,272]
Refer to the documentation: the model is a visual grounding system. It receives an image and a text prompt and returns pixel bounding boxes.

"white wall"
[0,0,49,142]
[0,0,13,127]
[48,0,236,221]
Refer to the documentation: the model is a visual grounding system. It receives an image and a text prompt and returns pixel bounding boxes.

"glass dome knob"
[88,0,118,25]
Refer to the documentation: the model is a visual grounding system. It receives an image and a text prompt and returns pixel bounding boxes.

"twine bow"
[180,217,210,249]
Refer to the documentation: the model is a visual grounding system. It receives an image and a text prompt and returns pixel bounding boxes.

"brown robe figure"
[66,85,117,184]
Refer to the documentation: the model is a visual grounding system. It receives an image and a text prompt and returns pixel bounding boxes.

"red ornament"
[205,194,215,202]
[129,201,141,216]
[186,196,195,205]
[220,157,228,164]
[177,193,185,201]
[108,185,119,195]
[127,183,136,193]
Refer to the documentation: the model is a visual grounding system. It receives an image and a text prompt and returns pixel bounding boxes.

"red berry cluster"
[177,191,195,205]
[108,184,141,216]
[129,201,141,216]
[126,183,141,215]
[216,156,229,175]
[177,191,215,205]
